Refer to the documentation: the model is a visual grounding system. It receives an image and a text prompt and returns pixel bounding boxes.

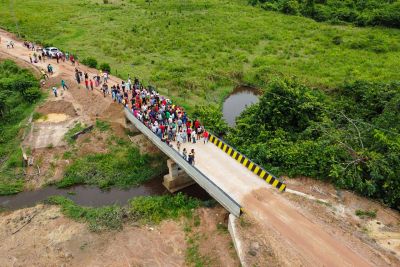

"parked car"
[43,47,63,58]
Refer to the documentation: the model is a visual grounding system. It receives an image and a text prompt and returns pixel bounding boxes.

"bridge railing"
[124,108,242,217]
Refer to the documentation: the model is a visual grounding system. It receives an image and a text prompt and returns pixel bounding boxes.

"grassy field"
[0,0,399,109]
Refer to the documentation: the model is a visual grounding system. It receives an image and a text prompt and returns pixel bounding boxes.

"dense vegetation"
[47,193,200,231]
[226,79,400,209]
[0,60,42,195]
[57,137,166,189]
[0,0,399,111]
[250,0,400,28]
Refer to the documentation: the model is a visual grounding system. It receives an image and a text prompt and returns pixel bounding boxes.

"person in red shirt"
[203,130,209,144]
[85,79,89,90]
[160,124,165,134]
[89,79,94,90]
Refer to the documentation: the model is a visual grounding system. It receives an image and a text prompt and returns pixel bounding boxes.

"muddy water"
[222,86,260,126]
[0,177,210,210]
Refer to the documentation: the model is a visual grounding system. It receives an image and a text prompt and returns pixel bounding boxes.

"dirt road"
[0,29,396,266]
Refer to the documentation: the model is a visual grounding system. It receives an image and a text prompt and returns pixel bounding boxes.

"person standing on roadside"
[52,86,58,97]
[89,79,94,90]
[103,71,108,84]
[61,79,69,90]
[41,69,48,80]
[75,69,81,84]
[47,64,53,75]
[102,83,108,97]
[85,79,89,90]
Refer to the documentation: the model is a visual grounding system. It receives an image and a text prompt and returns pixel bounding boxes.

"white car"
[43,47,63,58]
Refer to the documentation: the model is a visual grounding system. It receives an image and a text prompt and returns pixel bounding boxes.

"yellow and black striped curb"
[209,134,286,192]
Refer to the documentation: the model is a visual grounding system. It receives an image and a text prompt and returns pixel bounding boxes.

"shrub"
[23,87,42,103]
[99,63,111,73]
[81,57,98,68]
[281,0,300,15]
[332,36,342,45]
[192,104,229,136]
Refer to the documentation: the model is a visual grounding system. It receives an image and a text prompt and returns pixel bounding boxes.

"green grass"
[129,193,200,224]
[64,122,86,144]
[0,0,399,110]
[186,233,210,267]
[47,193,201,231]
[46,195,125,232]
[57,138,165,189]
[355,209,377,219]
[95,119,110,132]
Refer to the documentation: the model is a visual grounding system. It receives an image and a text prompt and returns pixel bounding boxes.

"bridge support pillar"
[163,159,195,193]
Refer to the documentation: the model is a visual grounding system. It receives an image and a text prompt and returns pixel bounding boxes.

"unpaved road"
[0,29,397,266]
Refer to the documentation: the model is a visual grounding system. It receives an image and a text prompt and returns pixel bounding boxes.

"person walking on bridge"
[182,148,187,161]
[188,149,195,165]
[203,130,209,144]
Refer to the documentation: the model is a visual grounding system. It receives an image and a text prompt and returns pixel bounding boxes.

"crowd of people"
[99,75,210,165]
[17,38,210,165]
[129,81,210,165]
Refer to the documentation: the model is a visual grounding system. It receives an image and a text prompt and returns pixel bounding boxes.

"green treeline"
[224,79,399,209]
[0,60,42,194]
[249,0,400,28]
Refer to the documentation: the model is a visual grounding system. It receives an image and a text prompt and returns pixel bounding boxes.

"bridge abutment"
[163,159,195,192]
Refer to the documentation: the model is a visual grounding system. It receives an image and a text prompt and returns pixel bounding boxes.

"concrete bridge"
[124,107,372,267]
[124,108,285,217]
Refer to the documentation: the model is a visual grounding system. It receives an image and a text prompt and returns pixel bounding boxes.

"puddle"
[222,86,260,126]
[0,177,210,210]
[36,113,70,123]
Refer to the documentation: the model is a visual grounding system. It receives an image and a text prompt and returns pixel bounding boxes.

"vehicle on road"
[43,47,63,58]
